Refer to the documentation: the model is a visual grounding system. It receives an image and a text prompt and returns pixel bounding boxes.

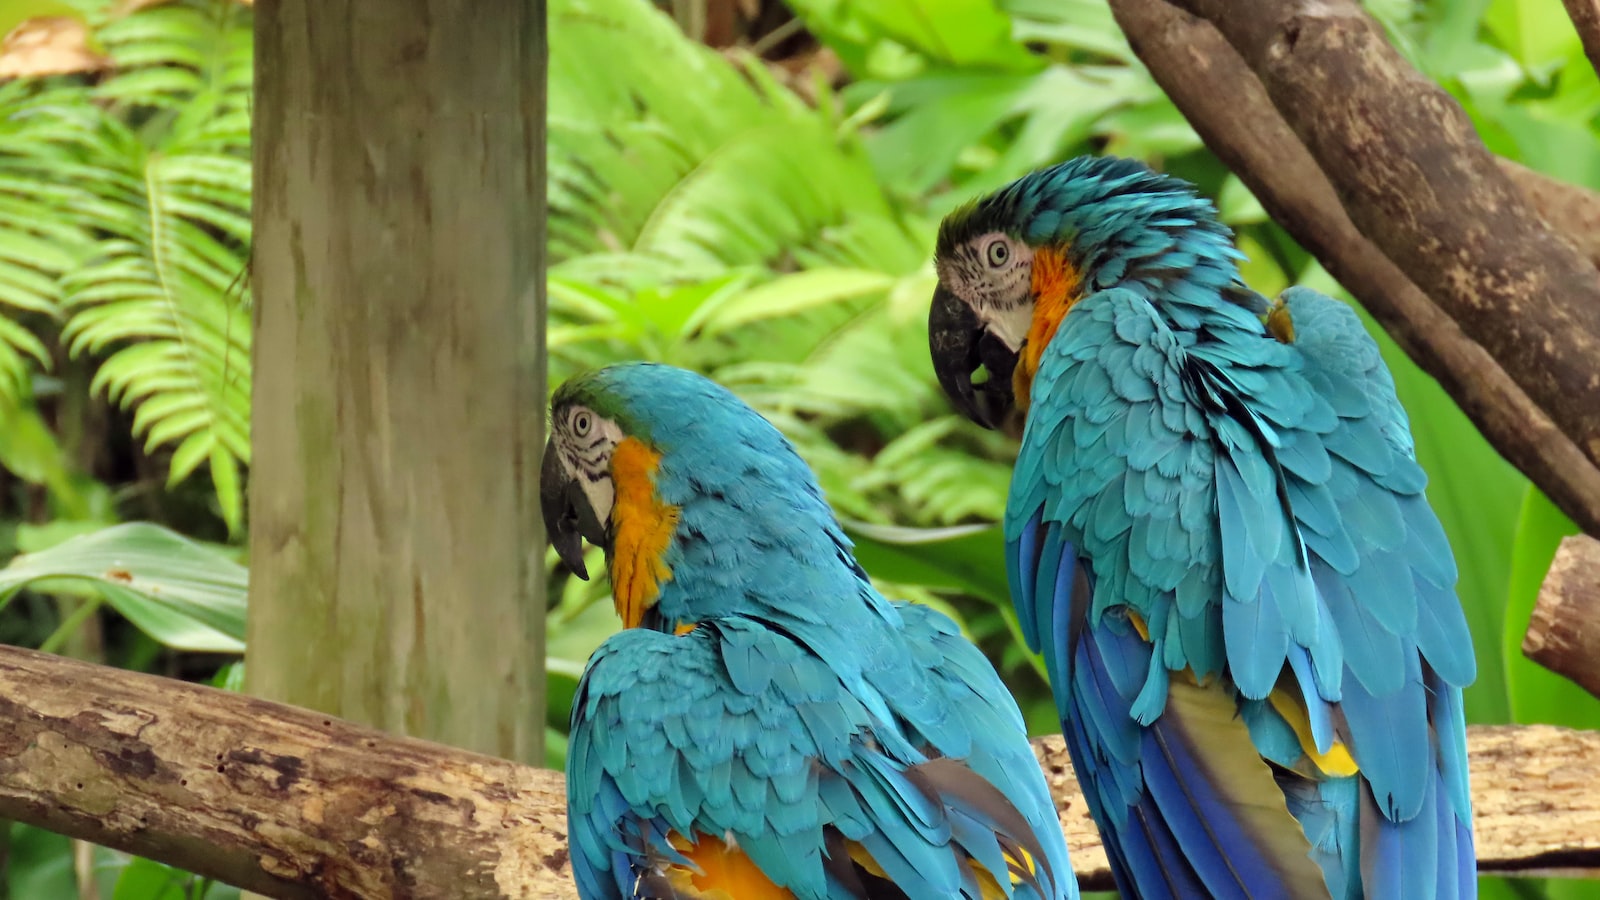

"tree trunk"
[248,1,548,762]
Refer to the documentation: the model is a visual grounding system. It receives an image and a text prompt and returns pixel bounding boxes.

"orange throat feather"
[609,437,680,629]
[1012,245,1082,413]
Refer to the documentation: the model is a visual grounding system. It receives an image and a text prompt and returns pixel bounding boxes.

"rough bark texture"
[248,1,548,761]
[1524,534,1600,703]
[1,646,1598,898]
[0,646,570,899]
[1108,0,1600,539]
[1171,0,1600,475]
[1499,158,1600,273]
[1466,723,1600,877]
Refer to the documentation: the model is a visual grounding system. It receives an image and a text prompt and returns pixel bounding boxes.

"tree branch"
[1170,0,1600,476]
[1564,0,1600,80]
[1498,158,1600,273]
[1525,534,1600,703]
[0,645,1598,897]
[1108,0,1600,537]
[0,645,570,899]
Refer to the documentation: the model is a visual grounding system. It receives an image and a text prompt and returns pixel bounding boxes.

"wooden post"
[249,2,547,764]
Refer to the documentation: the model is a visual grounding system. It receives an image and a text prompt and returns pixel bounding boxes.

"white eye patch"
[935,232,1035,350]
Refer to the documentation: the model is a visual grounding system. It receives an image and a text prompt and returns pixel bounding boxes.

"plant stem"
[39,597,103,656]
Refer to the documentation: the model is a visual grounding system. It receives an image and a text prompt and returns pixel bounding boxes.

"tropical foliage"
[0,0,1595,896]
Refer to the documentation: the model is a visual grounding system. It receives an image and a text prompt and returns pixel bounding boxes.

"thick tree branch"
[1564,0,1600,80]
[1498,159,1600,273]
[1525,534,1600,703]
[1109,0,1600,537]
[0,646,1598,897]
[0,645,570,899]
[1465,723,1600,877]
[1171,0,1600,475]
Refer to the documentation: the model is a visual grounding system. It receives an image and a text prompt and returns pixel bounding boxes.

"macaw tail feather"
[1066,609,1339,899]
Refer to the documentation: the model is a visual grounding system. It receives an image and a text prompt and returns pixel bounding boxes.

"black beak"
[541,437,602,580]
[929,284,1017,430]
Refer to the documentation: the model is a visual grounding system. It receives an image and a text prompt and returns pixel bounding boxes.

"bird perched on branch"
[541,362,1077,900]
[927,156,1476,899]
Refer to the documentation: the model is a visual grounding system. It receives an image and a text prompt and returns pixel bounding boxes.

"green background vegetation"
[0,0,1594,896]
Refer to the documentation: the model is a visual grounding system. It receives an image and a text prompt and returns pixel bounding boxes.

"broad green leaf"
[6,824,74,900]
[690,269,894,336]
[0,395,75,504]
[109,854,241,900]
[1215,175,1270,226]
[786,0,1040,75]
[858,69,1073,196]
[112,856,188,900]
[1235,234,1289,298]
[642,274,755,341]
[853,0,1042,71]
[211,659,244,691]
[546,579,620,682]
[1003,0,1132,60]
[1097,98,1203,159]
[842,520,1010,605]
[15,519,115,553]
[1483,0,1581,72]
[1418,0,1497,77]
[1488,104,1600,190]
[0,522,246,652]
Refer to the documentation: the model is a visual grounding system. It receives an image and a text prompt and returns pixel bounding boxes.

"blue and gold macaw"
[540,362,1077,900]
[927,156,1476,899]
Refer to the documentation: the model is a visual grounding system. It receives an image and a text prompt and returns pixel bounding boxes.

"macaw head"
[929,155,1241,428]
[541,362,849,630]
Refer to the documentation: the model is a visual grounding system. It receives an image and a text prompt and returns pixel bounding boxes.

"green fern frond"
[547,0,1011,531]
[857,418,1013,524]
[0,80,93,406]
[550,0,916,279]
[53,0,253,532]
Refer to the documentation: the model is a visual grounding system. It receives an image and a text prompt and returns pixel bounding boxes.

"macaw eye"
[985,239,1009,268]
[573,411,592,437]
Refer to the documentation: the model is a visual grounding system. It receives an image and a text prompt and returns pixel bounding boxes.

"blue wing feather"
[569,607,1077,900]
[1007,285,1476,899]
